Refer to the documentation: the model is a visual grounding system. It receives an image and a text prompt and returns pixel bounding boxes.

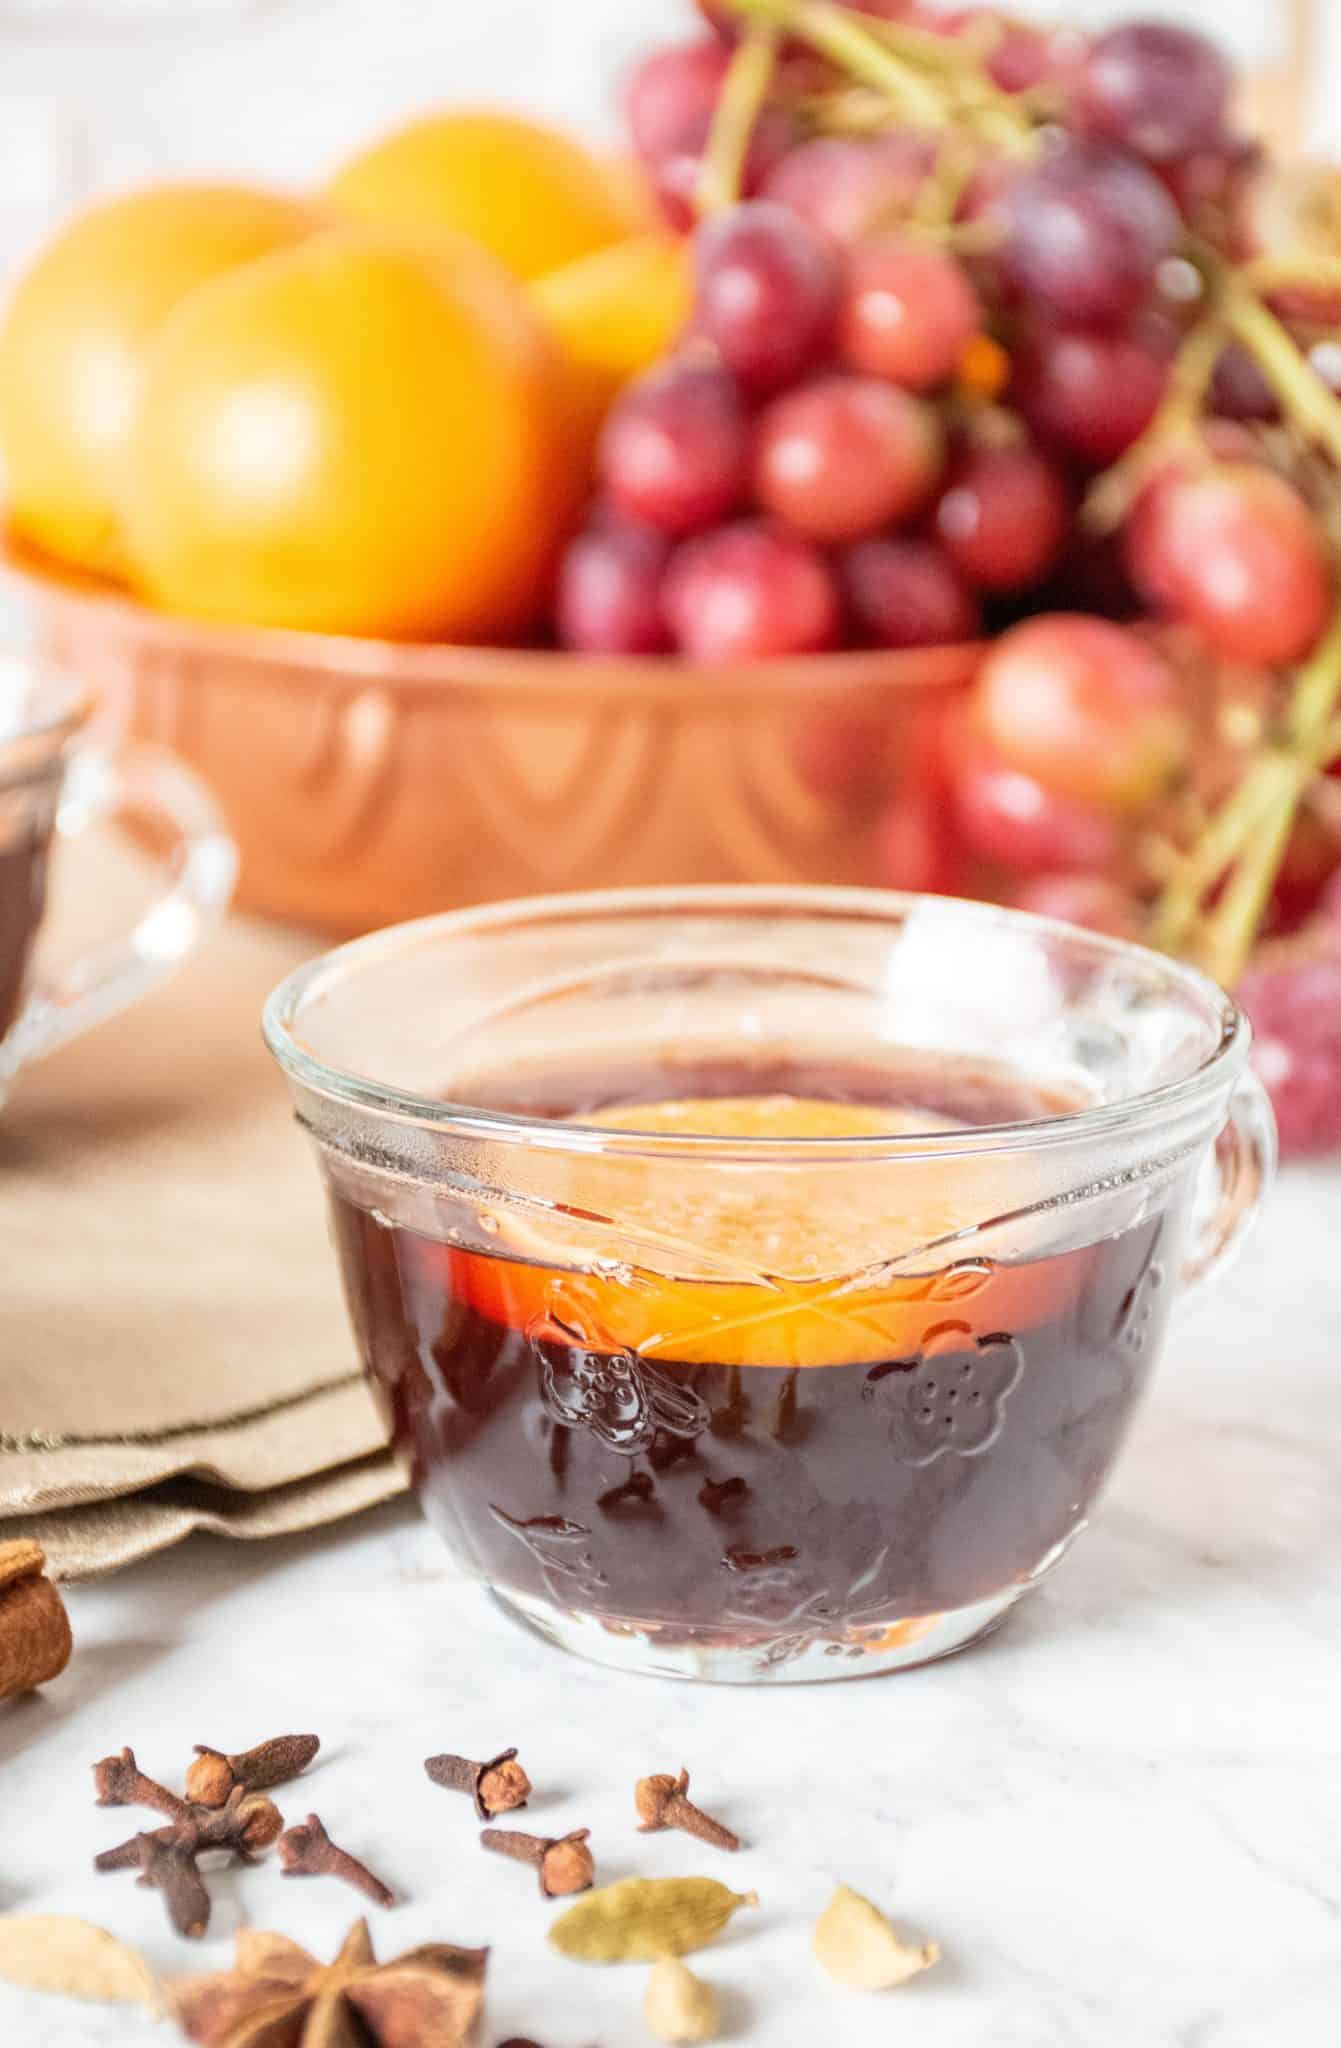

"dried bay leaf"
[813,1882,939,1991]
[549,1878,757,1964]
[0,1914,160,2008]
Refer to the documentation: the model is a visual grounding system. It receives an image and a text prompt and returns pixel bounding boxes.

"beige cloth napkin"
[0,836,402,1578]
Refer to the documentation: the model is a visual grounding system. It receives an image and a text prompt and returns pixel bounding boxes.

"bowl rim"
[263,881,1249,1163]
[3,527,983,703]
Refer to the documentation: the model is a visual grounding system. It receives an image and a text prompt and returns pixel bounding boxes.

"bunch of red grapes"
[551,1,1341,1154]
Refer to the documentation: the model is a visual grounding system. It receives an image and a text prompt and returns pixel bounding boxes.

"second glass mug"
[266,886,1274,1683]
[0,651,236,1104]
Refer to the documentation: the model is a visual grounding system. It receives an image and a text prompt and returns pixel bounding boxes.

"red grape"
[925,8,1085,92]
[600,360,750,537]
[760,133,936,247]
[1324,867,1341,926]
[1011,325,1170,468]
[1210,342,1279,422]
[1126,464,1333,667]
[1161,143,1252,236]
[662,518,841,658]
[1124,426,1265,605]
[754,375,944,542]
[840,536,980,648]
[1012,873,1143,940]
[694,201,842,393]
[624,38,728,163]
[554,520,671,655]
[1000,139,1181,329]
[1080,22,1232,165]
[1238,942,1341,1156]
[931,437,1069,592]
[973,614,1187,813]
[1271,805,1341,931]
[984,25,1079,94]
[836,235,980,391]
[950,734,1119,873]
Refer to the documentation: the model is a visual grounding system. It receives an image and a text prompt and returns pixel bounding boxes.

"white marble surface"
[3,1163,1340,2047]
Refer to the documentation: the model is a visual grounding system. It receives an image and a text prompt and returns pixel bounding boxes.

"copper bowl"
[5,535,984,935]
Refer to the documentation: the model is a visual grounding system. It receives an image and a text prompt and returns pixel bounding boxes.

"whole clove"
[185,1732,320,1809]
[278,1813,395,1908]
[133,1834,211,1940]
[96,1788,283,1872]
[635,1771,740,1853]
[424,1746,532,1820]
[480,1826,594,1899]
[93,1748,193,1826]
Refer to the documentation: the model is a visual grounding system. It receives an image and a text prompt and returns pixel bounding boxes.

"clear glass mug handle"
[1180,1071,1277,1300]
[10,745,237,1069]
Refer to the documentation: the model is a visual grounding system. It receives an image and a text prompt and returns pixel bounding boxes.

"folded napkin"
[0,837,402,1578]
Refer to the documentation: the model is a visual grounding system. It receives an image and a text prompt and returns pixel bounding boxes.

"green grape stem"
[1083,319,1225,532]
[698,24,779,216]
[1150,768,1277,957]
[1158,602,1341,985]
[724,0,941,123]
[1224,288,1341,467]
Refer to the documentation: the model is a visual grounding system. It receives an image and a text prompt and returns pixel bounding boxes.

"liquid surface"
[328,1052,1183,1654]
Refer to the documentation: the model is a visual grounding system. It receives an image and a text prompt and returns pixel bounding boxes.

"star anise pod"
[172,1918,488,2047]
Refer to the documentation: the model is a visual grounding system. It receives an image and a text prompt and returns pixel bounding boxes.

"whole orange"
[120,226,566,640]
[328,110,638,281]
[0,184,318,576]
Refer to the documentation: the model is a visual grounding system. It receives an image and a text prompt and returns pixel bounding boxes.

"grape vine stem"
[1082,319,1225,532]
[724,0,970,130]
[1224,289,1341,468]
[698,24,779,216]
[1157,601,1341,983]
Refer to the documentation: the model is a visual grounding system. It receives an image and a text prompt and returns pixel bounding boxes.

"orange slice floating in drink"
[454,1094,1091,1370]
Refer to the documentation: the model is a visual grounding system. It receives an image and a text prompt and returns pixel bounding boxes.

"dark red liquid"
[0,821,51,1043]
[328,1054,1181,1654]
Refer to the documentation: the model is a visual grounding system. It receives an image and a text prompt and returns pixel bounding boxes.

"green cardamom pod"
[548,1877,758,1964]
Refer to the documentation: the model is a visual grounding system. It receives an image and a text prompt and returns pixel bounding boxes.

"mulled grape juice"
[330,1053,1177,1651]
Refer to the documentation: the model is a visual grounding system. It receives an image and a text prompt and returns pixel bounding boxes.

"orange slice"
[454,1094,1089,1370]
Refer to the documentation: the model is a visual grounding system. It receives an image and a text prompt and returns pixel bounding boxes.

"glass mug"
[0,652,236,1104]
[265,886,1274,1684]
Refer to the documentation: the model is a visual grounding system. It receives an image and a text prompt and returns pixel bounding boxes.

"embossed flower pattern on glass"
[869,1321,1024,1467]
[531,1313,710,1453]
